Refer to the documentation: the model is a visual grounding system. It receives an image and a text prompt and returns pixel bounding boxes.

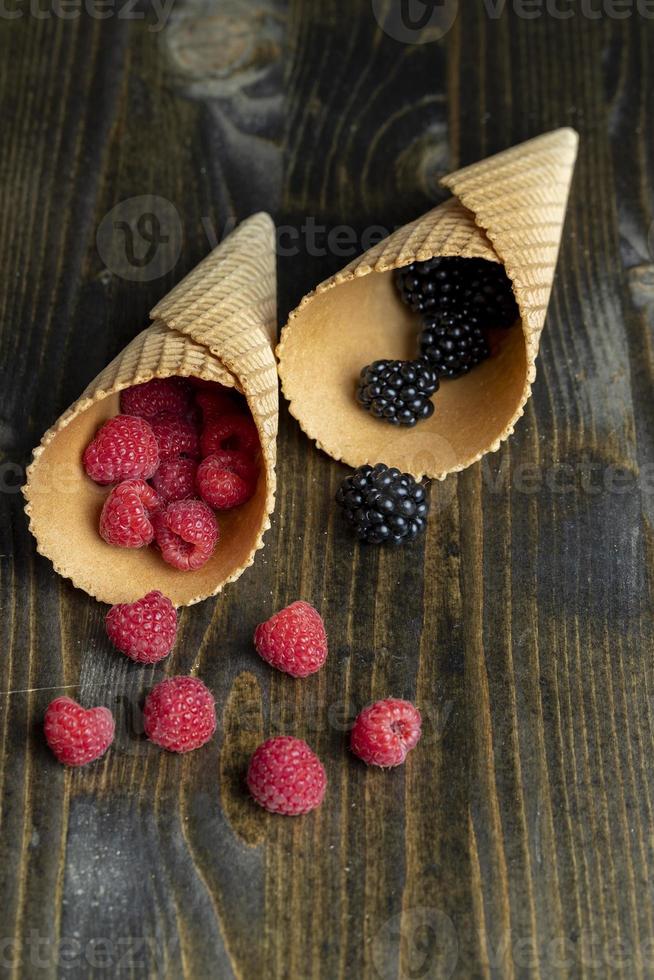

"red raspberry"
[83,415,159,485]
[106,590,177,663]
[153,499,218,570]
[100,480,160,548]
[44,697,115,766]
[247,736,327,815]
[151,456,198,504]
[350,698,422,767]
[196,451,258,510]
[150,414,200,462]
[120,377,193,421]
[143,676,216,753]
[195,386,240,423]
[200,414,259,458]
[254,601,327,678]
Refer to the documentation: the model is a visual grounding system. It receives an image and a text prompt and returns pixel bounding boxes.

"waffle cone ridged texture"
[23,212,278,606]
[276,129,579,480]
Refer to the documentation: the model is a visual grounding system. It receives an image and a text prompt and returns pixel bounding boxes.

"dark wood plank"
[1,3,653,978]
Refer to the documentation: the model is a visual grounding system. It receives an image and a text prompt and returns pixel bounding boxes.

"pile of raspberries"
[44,596,422,816]
[45,375,426,816]
[82,377,261,571]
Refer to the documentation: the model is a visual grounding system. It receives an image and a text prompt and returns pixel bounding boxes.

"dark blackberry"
[356,358,439,427]
[336,464,429,546]
[419,312,490,379]
[462,259,519,329]
[395,257,463,313]
[395,256,518,329]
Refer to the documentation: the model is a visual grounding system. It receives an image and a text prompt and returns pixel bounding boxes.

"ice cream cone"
[276,129,578,480]
[23,212,278,607]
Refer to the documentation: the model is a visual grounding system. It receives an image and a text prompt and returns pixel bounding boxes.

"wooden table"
[2,3,653,977]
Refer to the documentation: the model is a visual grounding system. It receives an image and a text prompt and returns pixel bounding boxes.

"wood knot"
[165,0,284,93]
[627,263,654,312]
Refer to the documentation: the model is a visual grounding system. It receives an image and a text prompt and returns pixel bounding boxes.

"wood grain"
[1,2,653,978]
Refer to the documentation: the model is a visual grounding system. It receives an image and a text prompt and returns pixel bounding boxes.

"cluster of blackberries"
[396,256,518,380]
[342,260,517,546]
[336,464,429,546]
[356,257,518,428]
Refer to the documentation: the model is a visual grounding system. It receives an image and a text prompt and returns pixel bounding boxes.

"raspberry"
[254,601,327,678]
[350,698,422,767]
[150,414,200,462]
[195,386,240,422]
[196,451,258,510]
[106,590,177,663]
[83,415,159,485]
[99,480,160,549]
[246,736,327,815]
[119,378,193,421]
[151,456,198,504]
[143,676,216,753]
[200,414,259,458]
[44,697,115,766]
[153,499,219,570]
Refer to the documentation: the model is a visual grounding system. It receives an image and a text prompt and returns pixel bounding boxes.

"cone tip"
[441,128,580,192]
[245,211,276,232]
[541,126,579,153]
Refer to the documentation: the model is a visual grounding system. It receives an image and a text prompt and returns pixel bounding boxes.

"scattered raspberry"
[153,499,219,570]
[44,697,115,766]
[83,415,159,485]
[106,590,177,664]
[143,676,216,752]
[246,736,327,815]
[151,456,198,504]
[150,414,200,462]
[100,480,160,549]
[350,698,422,767]
[200,414,260,458]
[196,451,258,510]
[119,378,193,421]
[195,386,240,423]
[254,601,327,678]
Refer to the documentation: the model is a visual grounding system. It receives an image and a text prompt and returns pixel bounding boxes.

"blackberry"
[356,358,439,427]
[463,259,518,329]
[419,312,490,379]
[336,464,429,546]
[395,257,445,315]
[395,256,518,329]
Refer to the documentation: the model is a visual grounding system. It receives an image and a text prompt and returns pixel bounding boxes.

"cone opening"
[25,380,270,606]
[279,267,528,479]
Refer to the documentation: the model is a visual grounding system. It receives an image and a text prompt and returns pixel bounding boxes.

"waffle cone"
[23,212,278,607]
[276,130,578,479]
